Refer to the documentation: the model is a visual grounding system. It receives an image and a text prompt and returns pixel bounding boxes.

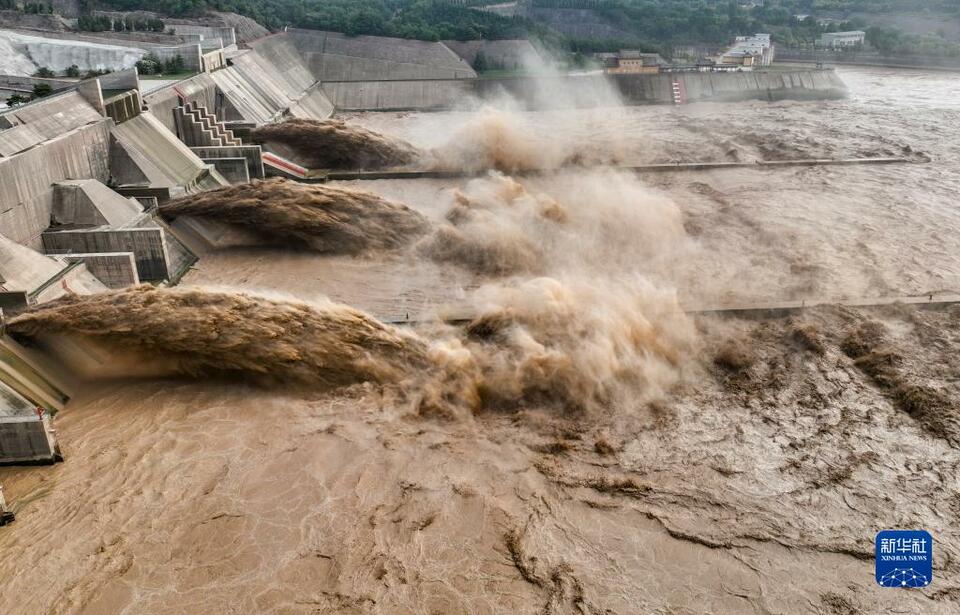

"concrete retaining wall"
[0,75,72,93]
[0,119,111,249]
[201,157,248,183]
[143,73,221,135]
[169,24,236,48]
[322,79,471,111]
[0,416,59,465]
[209,46,332,124]
[192,145,264,180]
[777,49,960,71]
[0,29,145,74]
[110,111,228,193]
[65,252,139,288]
[150,44,203,73]
[284,29,476,81]
[0,379,32,417]
[322,69,846,111]
[31,261,106,304]
[42,226,170,281]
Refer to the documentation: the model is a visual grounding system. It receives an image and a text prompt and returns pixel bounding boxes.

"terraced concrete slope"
[111,112,228,193]
[203,37,334,124]
[285,28,477,81]
[0,234,105,300]
[0,92,112,248]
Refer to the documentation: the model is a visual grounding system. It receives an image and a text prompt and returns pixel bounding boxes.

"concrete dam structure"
[0,25,852,304]
[0,24,852,435]
[323,68,847,111]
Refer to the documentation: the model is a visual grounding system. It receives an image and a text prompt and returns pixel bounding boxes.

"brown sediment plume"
[426,107,625,173]
[841,319,960,446]
[159,178,430,254]
[250,118,421,170]
[419,174,567,276]
[419,277,696,419]
[7,286,430,389]
[428,108,555,173]
[7,280,694,420]
[419,224,543,277]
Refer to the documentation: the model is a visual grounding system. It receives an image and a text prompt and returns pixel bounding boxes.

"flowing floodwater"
[2,67,960,614]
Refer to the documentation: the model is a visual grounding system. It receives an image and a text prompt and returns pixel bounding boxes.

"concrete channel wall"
[322,69,846,111]
[0,416,59,465]
[0,117,111,249]
[42,226,170,281]
[191,145,264,181]
[65,253,139,288]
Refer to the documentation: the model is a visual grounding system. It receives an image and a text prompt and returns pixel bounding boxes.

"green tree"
[136,54,162,75]
[163,55,186,73]
[33,66,55,78]
[472,50,489,72]
[5,93,28,107]
[65,64,80,77]
[32,83,53,98]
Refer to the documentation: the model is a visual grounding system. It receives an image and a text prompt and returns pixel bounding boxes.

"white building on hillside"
[818,31,866,48]
[719,33,775,68]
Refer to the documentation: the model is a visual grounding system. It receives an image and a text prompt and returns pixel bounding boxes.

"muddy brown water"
[2,67,960,614]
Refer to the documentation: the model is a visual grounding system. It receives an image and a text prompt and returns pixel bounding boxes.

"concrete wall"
[0,379,32,418]
[443,39,545,71]
[322,69,846,111]
[52,179,143,228]
[0,75,72,93]
[0,117,111,248]
[42,226,171,281]
[210,45,332,124]
[169,24,236,48]
[200,156,248,183]
[777,49,960,71]
[643,70,847,104]
[191,145,264,180]
[143,73,221,135]
[0,416,58,465]
[98,68,140,93]
[321,79,471,111]
[65,252,139,288]
[284,29,476,81]
[31,260,105,304]
[149,44,203,73]
[110,111,228,193]
[103,90,141,124]
[0,29,145,75]
[202,49,226,73]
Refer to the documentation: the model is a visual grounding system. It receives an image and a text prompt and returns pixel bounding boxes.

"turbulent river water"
[2,67,960,615]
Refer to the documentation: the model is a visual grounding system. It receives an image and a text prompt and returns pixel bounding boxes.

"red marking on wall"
[261,152,308,178]
[671,79,687,105]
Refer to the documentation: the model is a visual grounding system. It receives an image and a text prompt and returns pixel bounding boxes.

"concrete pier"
[384,294,960,327]
[0,484,13,526]
[307,156,923,183]
[0,414,61,466]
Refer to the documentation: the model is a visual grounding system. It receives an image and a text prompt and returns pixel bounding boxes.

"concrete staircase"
[174,101,242,147]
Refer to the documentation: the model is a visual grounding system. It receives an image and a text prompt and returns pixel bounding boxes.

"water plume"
[159,178,430,254]
[419,169,685,278]
[419,277,696,419]
[424,105,627,173]
[250,118,421,170]
[419,173,568,276]
[7,286,431,389]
